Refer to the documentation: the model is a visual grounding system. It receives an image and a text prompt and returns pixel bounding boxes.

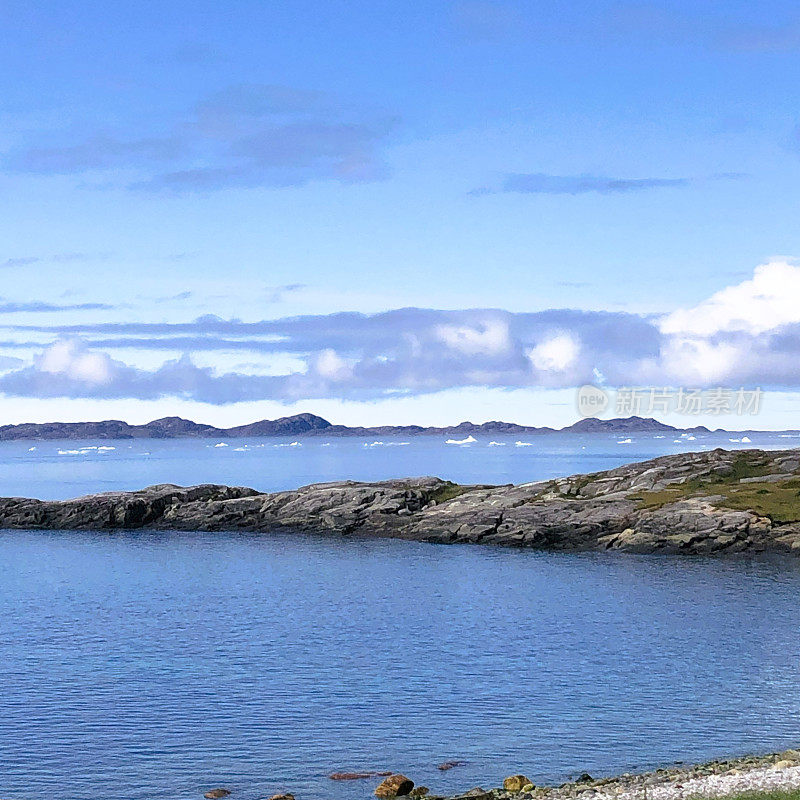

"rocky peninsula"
[3,447,800,555]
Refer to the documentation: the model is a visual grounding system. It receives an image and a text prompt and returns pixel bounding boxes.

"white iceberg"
[445,435,476,445]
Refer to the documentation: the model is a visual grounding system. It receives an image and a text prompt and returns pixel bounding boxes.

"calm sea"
[1,431,800,800]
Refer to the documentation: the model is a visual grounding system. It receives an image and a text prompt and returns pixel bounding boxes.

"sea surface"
[1,429,798,500]
[2,431,800,800]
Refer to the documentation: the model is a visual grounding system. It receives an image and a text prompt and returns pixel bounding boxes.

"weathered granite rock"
[203,790,231,799]
[375,774,415,797]
[503,776,531,791]
[3,448,800,557]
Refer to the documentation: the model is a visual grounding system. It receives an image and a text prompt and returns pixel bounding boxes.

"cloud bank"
[0,261,797,404]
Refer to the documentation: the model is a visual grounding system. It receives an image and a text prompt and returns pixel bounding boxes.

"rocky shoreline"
[421,749,800,800]
[199,750,800,800]
[2,447,800,556]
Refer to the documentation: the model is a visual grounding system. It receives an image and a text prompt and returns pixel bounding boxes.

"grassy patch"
[426,482,468,505]
[718,478,800,524]
[631,452,798,521]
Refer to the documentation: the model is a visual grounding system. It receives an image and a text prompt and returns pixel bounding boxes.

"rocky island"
[3,447,800,555]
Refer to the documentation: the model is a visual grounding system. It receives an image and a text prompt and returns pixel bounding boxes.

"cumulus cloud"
[527,332,580,373]
[435,319,511,355]
[0,308,658,402]
[1,262,799,402]
[5,84,397,193]
[314,349,353,382]
[660,260,800,336]
[37,340,114,385]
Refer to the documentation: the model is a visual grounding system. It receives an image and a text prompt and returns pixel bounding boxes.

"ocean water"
[2,432,800,800]
[1,429,797,500]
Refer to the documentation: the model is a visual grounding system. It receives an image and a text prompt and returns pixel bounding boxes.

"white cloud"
[314,348,353,381]
[659,337,741,384]
[435,319,511,355]
[527,332,580,372]
[37,340,113,385]
[661,260,800,336]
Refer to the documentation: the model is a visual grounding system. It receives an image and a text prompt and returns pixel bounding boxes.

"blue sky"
[2,0,800,428]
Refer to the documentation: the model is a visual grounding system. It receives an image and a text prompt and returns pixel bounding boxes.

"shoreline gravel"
[431,749,800,800]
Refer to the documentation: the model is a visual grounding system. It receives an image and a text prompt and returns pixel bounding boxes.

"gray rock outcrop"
[2,448,800,556]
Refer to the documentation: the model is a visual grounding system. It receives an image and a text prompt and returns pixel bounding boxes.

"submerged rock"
[438,761,467,771]
[204,790,231,799]
[330,771,393,780]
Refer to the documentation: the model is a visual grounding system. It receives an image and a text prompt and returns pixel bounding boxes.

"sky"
[2,0,800,429]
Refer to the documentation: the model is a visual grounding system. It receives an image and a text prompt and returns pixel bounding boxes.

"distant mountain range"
[0,413,739,441]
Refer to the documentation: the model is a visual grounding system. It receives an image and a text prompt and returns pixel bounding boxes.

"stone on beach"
[503,775,531,792]
[375,773,415,797]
